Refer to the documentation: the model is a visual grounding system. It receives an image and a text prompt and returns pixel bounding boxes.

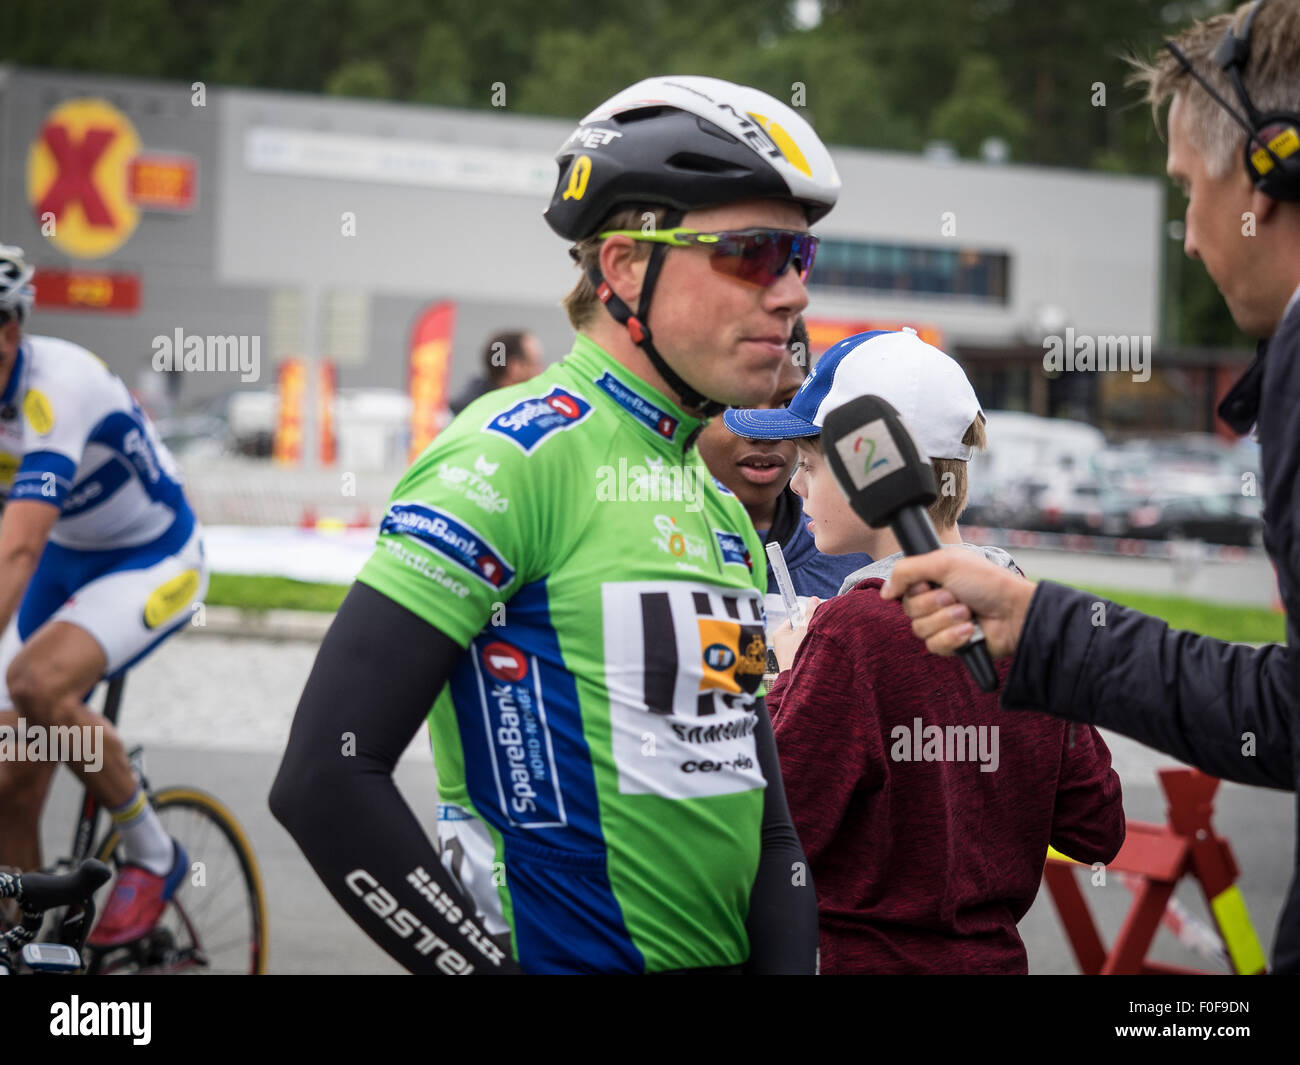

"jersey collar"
[0,339,27,411]
[564,334,704,450]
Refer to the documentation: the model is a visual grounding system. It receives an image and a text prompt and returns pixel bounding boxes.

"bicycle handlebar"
[0,860,112,913]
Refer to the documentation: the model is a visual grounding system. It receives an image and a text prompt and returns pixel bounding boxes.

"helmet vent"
[664,152,751,176]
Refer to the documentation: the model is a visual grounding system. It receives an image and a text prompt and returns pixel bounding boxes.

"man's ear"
[1249,184,1281,228]
[598,236,646,309]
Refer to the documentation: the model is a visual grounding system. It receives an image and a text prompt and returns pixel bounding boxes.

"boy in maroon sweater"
[724,329,1125,974]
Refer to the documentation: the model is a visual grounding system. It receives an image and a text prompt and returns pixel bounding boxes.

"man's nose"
[764,264,809,316]
[1182,214,1200,262]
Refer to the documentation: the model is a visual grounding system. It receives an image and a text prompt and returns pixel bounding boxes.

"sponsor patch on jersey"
[472,637,567,828]
[651,514,707,564]
[380,502,515,589]
[715,530,753,572]
[594,371,678,440]
[482,640,529,683]
[24,390,55,435]
[602,579,768,800]
[143,568,201,629]
[484,387,593,454]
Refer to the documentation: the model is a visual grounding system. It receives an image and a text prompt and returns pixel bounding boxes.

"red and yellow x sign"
[27,98,142,259]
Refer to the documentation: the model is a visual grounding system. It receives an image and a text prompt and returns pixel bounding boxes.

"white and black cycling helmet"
[0,245,36,325]
[544,76,841,414]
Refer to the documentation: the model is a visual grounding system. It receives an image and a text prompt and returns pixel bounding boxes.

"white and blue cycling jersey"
[0,334,191,549]
[0,334,206,696]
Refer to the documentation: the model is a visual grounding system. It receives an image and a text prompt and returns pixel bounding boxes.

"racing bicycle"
[0,670,267,974]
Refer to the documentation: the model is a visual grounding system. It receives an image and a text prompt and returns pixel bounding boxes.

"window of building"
[812,238,1011,305]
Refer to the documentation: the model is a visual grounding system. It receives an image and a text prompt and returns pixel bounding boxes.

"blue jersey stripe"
[86,409,185,510]
[446,576,643,974]
[12,450,77,506]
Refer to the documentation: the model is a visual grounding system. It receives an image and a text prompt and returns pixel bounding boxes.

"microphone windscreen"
[822,395,938,528]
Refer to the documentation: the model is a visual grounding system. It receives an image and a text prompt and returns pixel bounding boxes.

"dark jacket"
[1001,290,1300,973]
[448,376,495,416]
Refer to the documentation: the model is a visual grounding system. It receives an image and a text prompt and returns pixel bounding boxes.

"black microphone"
[822,394,999,693]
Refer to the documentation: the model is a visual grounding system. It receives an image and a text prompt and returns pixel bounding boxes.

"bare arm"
[0,499,58,634]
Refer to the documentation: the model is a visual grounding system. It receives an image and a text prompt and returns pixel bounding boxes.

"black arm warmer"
[742,695,819,974]
[268,582,521,974]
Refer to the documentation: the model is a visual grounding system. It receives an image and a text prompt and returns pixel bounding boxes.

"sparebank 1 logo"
[28,99,142,259]
[482,641,528,683]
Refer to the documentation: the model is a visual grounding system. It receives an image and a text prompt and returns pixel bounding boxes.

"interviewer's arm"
[884,552,1295,790]
[269,582,521,974]
[1003,582,1294,791]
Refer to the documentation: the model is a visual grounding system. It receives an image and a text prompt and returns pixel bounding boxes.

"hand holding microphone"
[821,395,1011,691]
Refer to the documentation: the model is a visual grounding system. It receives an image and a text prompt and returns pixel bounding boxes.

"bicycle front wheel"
[91,787,267,974]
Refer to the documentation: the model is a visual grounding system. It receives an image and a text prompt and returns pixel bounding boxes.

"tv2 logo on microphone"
[833,420,908,493]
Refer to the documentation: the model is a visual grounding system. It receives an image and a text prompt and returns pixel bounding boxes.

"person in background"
[448,329,544,414]
[729,329,1124,974]
[697,318,871,599]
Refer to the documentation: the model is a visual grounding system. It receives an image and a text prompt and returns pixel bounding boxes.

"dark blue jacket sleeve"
[1002,581,1295,791]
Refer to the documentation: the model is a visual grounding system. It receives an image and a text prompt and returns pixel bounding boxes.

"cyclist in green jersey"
[271,75,841,974]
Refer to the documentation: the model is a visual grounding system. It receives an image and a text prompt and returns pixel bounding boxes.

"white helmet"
[0,246,35,324]
[545,75,841,240]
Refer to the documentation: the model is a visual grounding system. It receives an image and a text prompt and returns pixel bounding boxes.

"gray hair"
[1128,0,1300,180]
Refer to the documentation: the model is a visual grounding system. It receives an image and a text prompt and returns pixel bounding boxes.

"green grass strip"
[1061,584,1284,644]
[205,573,349,613]
[206,572,1284,643]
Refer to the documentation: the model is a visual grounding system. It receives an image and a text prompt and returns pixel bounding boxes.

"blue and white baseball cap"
[722,329,984,460]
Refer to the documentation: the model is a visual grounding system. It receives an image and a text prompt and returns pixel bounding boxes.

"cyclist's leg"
[66,528,209,947]
[9,527,207,865]
[0,605,67,872]
[6,620,121,799]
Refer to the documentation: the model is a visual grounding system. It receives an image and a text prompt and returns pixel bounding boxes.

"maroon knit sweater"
[767,577,1126,974]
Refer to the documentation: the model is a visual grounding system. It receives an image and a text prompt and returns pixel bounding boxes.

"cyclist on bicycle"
[0,245,207,948]
[272,76,841,973]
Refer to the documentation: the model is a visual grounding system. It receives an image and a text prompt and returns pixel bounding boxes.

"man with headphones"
[877,0,1300,973]
[272,76,840,973]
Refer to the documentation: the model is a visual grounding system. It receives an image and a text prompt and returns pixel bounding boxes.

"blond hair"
[1127,0,1300,180]
[929,415,987,529]
[561,205,671,330]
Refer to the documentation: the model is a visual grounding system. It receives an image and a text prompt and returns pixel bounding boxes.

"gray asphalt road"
[1011,546,1279,608]
[37,630,1296,975]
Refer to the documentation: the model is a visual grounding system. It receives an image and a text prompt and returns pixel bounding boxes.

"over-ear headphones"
[1166,0,1300,201]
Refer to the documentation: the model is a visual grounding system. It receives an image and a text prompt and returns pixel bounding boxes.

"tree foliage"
[4,0,1245,345]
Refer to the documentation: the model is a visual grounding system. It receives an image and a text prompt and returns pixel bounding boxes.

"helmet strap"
[589,209,725,418]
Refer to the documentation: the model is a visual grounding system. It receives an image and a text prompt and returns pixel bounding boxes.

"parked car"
[1124,491,1264,547]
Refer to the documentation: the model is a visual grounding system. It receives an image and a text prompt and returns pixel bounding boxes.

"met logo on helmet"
[717,104,813,178]
[567,128,624,150]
